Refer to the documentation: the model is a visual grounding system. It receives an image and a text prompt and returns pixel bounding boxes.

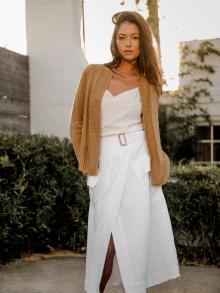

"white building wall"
[160,38,220,164]
[25,0,87,139]
[179,38,220,124]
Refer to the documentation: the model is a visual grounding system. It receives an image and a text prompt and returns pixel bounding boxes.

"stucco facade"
[25,0,87,139]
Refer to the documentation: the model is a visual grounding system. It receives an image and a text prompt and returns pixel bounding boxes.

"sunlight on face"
[116,21,140,61]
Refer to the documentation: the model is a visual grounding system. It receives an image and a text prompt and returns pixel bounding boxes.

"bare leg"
[99,233,116,293]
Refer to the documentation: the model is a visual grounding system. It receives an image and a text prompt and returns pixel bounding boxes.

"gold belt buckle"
[118,133,127,146]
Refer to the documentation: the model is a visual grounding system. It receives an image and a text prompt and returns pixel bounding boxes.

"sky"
[0,0,26,53]
[0,0,219,90]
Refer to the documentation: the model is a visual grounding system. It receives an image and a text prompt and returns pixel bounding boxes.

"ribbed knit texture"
[70,64,171,186]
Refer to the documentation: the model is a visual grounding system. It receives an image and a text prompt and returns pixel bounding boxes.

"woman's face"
[115,21,140,62]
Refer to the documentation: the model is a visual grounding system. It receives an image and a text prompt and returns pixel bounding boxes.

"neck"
[116,60,138,76]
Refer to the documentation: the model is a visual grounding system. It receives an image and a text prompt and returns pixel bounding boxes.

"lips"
[124,50,133,53]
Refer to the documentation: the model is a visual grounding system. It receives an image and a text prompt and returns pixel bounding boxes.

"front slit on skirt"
[84,129,181,293]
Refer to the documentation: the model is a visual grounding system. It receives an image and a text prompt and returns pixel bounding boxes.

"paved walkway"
[0,255,219,293]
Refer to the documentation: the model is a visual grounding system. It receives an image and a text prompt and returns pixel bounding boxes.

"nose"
[125,39,132,46]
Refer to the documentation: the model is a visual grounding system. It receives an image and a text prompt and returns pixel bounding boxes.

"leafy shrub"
[0,131,88,264]
[164,164,219,266]
[0,132,219,266]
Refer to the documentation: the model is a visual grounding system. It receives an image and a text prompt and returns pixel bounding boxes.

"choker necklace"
[113,68,139,78]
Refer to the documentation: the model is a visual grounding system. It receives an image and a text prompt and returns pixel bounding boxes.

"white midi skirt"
[85,129,181,293]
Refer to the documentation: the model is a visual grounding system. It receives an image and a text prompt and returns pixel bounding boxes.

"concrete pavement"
[0,254,219,293]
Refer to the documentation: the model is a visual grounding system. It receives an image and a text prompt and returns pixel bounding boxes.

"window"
[196,124,220,164]
[214,125,220,161]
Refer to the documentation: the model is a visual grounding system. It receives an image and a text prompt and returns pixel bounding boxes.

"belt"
[118,133,128,146]
[101,129,145,147]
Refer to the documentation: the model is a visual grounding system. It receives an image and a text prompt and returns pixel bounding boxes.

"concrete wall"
[0,47,30,134]
[25,0,87,139]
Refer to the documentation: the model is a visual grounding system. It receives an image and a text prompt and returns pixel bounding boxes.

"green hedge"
[0,131,89,264]
[0,132,219,266]
[163,164,219,266]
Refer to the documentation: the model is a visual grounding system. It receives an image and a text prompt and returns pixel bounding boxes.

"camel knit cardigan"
[69,63,171,186]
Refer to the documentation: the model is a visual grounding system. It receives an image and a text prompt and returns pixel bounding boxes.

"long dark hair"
[104,11,162,94]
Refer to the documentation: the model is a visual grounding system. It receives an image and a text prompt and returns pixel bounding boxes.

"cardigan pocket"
[86,151,107,188]
[161,150,171,185]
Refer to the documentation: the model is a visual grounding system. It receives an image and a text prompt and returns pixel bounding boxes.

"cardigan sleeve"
[154,84,161,105]
[69,65,90,162]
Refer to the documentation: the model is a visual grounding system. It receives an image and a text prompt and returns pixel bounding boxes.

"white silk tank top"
[101,86,144,136]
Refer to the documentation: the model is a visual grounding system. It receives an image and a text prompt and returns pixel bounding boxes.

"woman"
[70,11,180,293]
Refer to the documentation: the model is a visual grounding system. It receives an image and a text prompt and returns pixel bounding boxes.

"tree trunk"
[147,0,161,59]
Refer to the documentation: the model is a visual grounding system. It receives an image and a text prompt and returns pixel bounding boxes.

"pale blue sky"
[0,0,219,89]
